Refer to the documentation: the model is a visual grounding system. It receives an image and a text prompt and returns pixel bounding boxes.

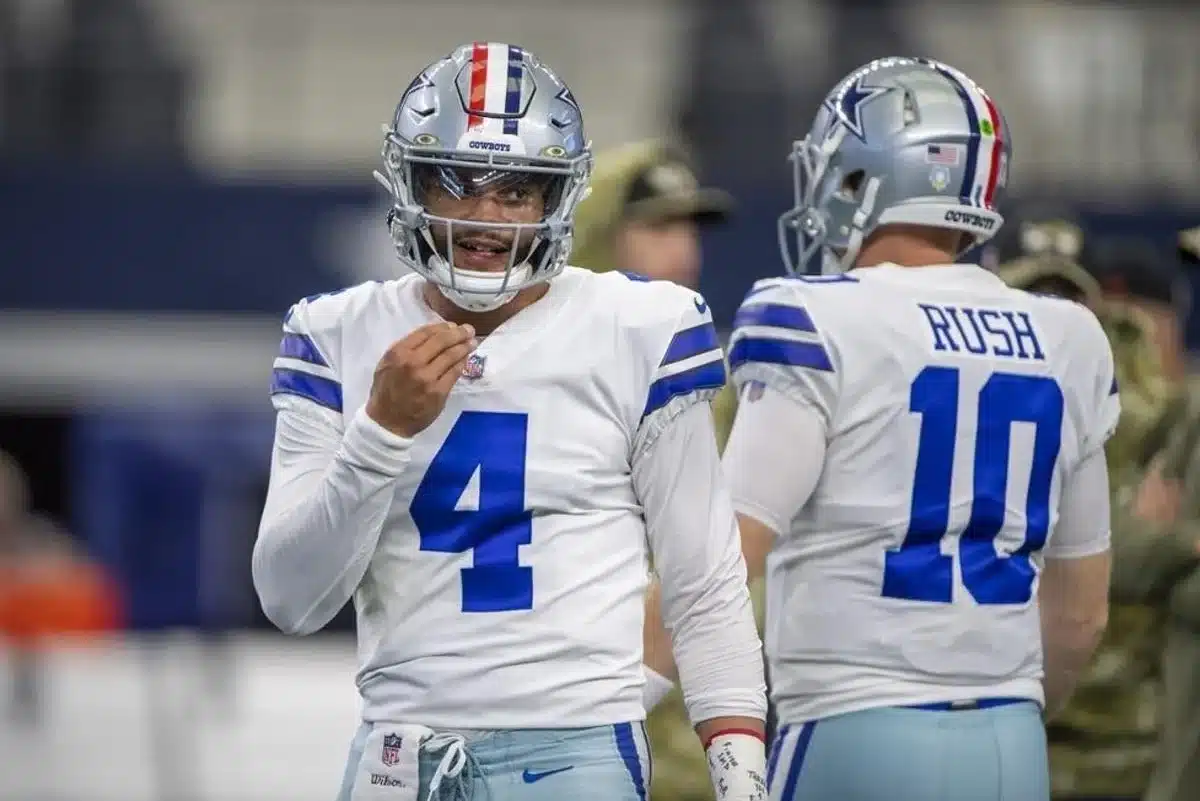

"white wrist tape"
[705,730,767,801]
[642,666,676,712]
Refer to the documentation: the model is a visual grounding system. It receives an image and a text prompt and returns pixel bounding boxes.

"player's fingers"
[432,358,467,396]
[429,340,476,382]
[394,322,445,354]
[412,323,475,365]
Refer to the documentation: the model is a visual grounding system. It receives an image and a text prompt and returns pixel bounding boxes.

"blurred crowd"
[0,0,188,164]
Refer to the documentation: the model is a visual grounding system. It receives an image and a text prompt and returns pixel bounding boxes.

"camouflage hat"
[996,254,1101,305]
[1018,219,1087,262]
[571,140,734,274]
[620,149,733,226]
[982,213,1089,271]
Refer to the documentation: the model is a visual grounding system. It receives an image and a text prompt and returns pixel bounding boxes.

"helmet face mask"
[779,57,1010,276]
[374,43,593,312]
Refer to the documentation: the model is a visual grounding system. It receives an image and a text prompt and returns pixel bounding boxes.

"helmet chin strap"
[425,253,530,313]
[436,282,515,313]
[837,175,882,271]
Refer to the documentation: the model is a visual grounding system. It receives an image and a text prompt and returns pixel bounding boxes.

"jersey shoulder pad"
[727,277,843,423]
[284,280,382,338]
[568,270,725,427]
[636,279,725,420]
[729,277,839,378]
[272,281,381,413]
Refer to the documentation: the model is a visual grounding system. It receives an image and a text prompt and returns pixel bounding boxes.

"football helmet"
[374,43,592,312]
[779,57,1012,274]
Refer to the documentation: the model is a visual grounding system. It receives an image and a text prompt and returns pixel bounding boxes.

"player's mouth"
[453,234,513,272]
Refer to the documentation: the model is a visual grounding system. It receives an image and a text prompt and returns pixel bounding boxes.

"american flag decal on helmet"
[920,59,1005,210]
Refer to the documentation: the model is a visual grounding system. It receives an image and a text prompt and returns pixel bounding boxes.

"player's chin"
[451,244,514,273]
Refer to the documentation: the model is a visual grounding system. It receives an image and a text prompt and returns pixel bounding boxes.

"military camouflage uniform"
[1105,379,1200,801]
[1128,229,1200,801]
[997,253,1176,799]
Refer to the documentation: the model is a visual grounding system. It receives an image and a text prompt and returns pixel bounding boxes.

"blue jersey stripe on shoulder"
[301,286,353,305]
[619,271,652,282]
[741,283,774,302]
[644,360,727,418]
[733,303,816,334]
[661,322,720,366]
[279,332,329,367]
[270,368,343,412]
[729,338,833,372]
[790,273,859,284]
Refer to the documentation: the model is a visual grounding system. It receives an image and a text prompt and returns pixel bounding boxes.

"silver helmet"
[374,43,592,312]
[779,57,1011,274]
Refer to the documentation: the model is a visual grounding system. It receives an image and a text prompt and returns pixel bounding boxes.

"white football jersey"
[728,264,1119,722]
[268,266,729,728]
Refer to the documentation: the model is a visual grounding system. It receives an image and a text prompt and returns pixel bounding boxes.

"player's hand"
[366,322,477,438]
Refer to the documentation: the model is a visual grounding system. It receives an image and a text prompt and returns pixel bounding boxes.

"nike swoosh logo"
[694,297,708,314]
[522,766,574,784]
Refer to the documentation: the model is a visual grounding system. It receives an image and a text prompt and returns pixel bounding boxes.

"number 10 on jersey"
[883,367,1064,606]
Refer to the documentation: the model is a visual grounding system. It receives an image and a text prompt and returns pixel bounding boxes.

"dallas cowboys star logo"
[400,71,436,106]
[823,77,894,142]
[554,85,581,116]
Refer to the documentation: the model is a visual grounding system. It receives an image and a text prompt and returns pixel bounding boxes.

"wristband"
[704,729,767,801]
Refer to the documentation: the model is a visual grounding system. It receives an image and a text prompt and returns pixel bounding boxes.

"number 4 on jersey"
[410,411,533,613]
[883,367,1064,606]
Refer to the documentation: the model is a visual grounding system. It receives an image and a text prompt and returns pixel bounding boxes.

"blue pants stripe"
[613,722,647,801]
[777,721,816,800]
[765,724,788,788]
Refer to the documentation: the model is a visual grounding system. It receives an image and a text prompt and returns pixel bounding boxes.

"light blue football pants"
[336,720,652,801]
[767,700,1048,801]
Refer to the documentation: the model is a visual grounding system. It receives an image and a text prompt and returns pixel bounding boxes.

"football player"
[250,43,767,801]
[674,57,1115,800]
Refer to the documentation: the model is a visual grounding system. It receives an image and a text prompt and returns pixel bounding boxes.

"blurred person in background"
[660,57,1116,801]
[0,449,122,725]
[570,140,733,290]
[252,44,767,801]
[992,218,1101,305]
[1094,240,1191,387]
[997,223,1176,801]
[569,139,743,450]
[571,141,749,801]
[995,221,1172,469]
[1113,226,1200,801]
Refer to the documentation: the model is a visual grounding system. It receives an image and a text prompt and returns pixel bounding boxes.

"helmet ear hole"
[837,169,865,201]
[902,91,920,127]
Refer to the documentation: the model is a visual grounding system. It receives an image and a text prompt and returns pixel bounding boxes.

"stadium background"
[0,1,1198,799]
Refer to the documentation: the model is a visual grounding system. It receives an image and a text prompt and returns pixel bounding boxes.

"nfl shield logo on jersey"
[462,353,486,381]
[381,733,402,767]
